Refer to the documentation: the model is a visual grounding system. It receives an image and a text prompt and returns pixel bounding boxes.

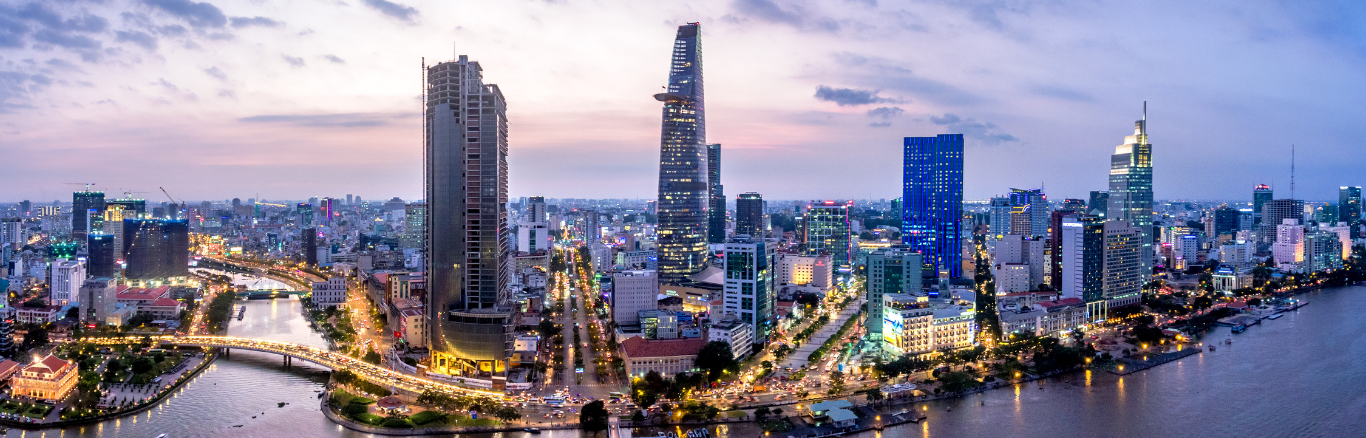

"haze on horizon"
[1,0,1363,203]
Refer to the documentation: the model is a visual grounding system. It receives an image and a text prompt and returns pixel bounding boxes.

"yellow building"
[12,355,78,401]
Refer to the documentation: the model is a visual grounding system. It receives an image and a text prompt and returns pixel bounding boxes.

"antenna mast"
[1290,144,1296,200]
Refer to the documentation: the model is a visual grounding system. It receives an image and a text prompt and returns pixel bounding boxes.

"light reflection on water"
[29,283,1366,438]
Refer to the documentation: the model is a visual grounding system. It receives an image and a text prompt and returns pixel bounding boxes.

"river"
[15,282,1365,437]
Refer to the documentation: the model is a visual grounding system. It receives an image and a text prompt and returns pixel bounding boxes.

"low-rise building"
[706,318,754,360]
[11,355,78,401]
[15,305,62,325]
[881,293,975,356]
[311,276,348,308]
[620,337,705,378]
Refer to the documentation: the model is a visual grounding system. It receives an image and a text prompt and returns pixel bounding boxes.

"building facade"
[654,23,711,286]
[425,55,514,383]
[722,235,775,342]
[612,270,659,326]
[1107,110,1154,286]
[11,355,77,401]
[903,134,964,278]
[707,143,725,244]
[735,193,764,238]
[1100,220,1143,320]
[804,201,853,271]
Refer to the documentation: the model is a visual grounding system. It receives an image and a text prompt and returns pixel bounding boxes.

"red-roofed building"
[12,355,78,401]
[620,337,706,378]
[0,360,21,382]
[116,286,185,320]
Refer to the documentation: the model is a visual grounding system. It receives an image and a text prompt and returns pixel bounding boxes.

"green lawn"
[409,410,446,426]
[724,410,747,418]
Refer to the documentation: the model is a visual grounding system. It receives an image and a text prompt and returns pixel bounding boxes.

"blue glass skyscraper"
[903,134,964,279]
[655,23,710,286]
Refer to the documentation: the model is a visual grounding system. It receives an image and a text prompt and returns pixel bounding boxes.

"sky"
[2,0,1365,204]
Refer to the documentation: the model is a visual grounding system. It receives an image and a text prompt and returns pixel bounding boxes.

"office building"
[903,134,965,278]
[774,252,833,292]
[1009,188,1048,238]
[988,197,1011,239]
[526,197,548,223]
[108,198,146,218]
[655,23,710,286]
[123,219,189,281]
[402,203,427,251]
[1213,205,1240,237]
[518,223,550,253]
[1340,186,1362,225]
[722,235,775,343]
[72,190,105,238]
[1048,209,1079,290]
[707,318,753,360]
[1272,219,1305,272]
[736,193,764,238]
[297,203,313,227]
[1060,215,1104,304]
[612,270,659,326]
[1304,230,1345,273]
[50,260,85,307]
[425,55,513,382]
[866,248,921,347]
[302,228,318,266]
[86,234,118,278]
[1253,184,1274,226]
[79,277,117,324]
[993,234,1045,293]
[1106,108,1154,285]
[1099,220,1143,320]
[1260,199,1305,246]
[1088,191,1109,217]
[582,210,600,244]
[804,201,853,271]
[707,143,725,244]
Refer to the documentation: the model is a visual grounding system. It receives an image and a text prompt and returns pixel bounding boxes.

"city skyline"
[2,1,1364,202]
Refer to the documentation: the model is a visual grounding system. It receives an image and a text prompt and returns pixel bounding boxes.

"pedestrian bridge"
[84,335,505,400]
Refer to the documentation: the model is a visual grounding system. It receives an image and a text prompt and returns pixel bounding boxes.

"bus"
[544,396,565,407]
[608,392,626,401]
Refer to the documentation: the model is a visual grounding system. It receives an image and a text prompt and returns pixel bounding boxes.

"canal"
[19,282,1366,437]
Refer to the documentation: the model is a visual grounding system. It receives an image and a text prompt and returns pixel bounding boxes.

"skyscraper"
[903,134,964,279]
[735,193,764,238]
[425,55,513,381]
[722,235,774,343]
[1060,215,1104,308]
[87,234,117,278]
[1107,106,1154,284]
[122,219,189,280]
[988,197,1011,239]
[1253,184,1273,226]
[1100,220,1143,319]
[707,143,725,244]
[302,228,318,266]
[655,23,709,286]
[1339,186,1362,225]
[72,190,105,238]
[1260,199,1304,246]
[804,201,853,271]
[866,248,920,348]
[1008,188,1048,238]
[1088,191,1109,218]
[1213,205,1240,237]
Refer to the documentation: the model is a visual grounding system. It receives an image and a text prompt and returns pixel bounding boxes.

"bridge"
[234,289,309,298]
[84,335,506,400]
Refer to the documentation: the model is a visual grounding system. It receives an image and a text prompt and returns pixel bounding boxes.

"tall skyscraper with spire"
[1106,104,1154,287]
[655,23,709,286]
[424,55,513,383]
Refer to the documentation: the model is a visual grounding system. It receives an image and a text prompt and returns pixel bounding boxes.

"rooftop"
[621,337,705,359]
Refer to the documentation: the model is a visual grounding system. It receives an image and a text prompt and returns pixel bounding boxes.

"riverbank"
[0,349,218,430]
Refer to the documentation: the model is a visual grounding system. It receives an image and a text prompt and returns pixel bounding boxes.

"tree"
[695,341,738,381]
[363,348,382,365]
[580,400,610,431]
[65,307,80,320]
[495,405,522,422]
[866,388,884,406]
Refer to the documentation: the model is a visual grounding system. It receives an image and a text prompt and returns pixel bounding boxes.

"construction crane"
[63,182,97,192]
[160,187,186,219]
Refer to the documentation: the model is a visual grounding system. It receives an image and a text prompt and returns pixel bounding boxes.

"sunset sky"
[2,0,1363,203]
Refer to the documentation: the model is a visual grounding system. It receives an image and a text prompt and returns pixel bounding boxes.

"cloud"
[324,54,346,64]
[867,106,904,119]
[814,85,901,106]
[832,52,983,106]
[145,0,228,28]
[237,113,402,128]
[362,0,420,23]
[204,66,226,80]
[1031,85,1093,102]
[869,121,891,127]
[281,55,305,67]
[32,29,101,49]
[0,13,26,48]
[731,0,840,32]
[116,30,158,50]
[929,113,1017,144]
[45,58,85,73]
[18,4,109,33]
[230,16,282,28]
[155,78,178,91]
